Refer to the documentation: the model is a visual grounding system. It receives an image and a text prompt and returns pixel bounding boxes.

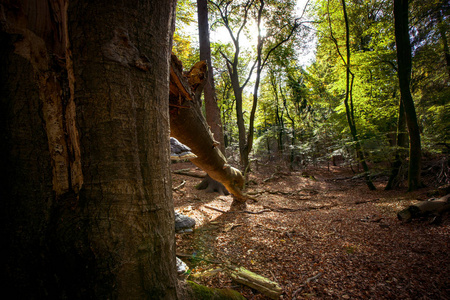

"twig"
[242,209,272,214]
[204,205,228,213]
[173,180,186,191]
[203,205,270,215]
[292,272,323,298]
[267,204,336,212]
[306,272,322,283]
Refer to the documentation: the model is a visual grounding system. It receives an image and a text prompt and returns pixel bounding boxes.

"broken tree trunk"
[397,194,450,223]
[228,266,283,299]
[169,54,246,202]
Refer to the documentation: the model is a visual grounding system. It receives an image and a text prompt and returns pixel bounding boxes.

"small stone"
[175,211,196,233]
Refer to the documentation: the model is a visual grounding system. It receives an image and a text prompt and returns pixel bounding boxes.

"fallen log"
[397,194,450,223]
[228,266,283,299]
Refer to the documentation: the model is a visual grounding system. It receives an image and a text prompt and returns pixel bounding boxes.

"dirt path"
[172,162,450,299]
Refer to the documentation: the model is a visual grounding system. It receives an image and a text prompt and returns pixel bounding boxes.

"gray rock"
[176,257,189,275]
[175,211,196,233]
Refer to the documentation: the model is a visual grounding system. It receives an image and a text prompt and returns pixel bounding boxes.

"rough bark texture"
[1,0,179,298]
[169,55,246,202]
[394,0,422,191]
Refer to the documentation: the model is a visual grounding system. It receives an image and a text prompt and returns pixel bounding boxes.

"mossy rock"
[186,281,246,300]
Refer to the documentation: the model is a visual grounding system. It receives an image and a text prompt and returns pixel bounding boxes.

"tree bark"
[437,10,450,79]
[197,0,229,194]
[397,194,450,223]
[386,99,408,190]
[394,0,422,191]
[1,0,179,298]
[340,0,376,190]
[197,0,225,153]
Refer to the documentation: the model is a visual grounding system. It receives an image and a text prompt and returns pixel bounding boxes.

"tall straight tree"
[196,0,229,194]
[1,0,179,298]
[327,0,376,190]
[394,0,422,191]
[197,0,225,153]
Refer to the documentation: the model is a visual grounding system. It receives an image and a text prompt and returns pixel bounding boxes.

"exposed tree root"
[196,175,230,195]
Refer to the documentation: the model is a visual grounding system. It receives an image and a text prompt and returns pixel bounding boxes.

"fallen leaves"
[172,162,450,299]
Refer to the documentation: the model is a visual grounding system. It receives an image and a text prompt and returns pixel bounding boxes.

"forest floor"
[172,160,449,300]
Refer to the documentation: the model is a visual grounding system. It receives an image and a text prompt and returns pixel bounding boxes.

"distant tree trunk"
[340,0,376,190]
[386,99,408,190]
[1,0,179,298]
[281,86,297,170]
[270,71,284,153]
[438,10,450,79]
[394,0,422,191]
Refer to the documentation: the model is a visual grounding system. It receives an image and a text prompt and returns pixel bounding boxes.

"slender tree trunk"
[394,0,422,191]
[197,0,225,153]
[1,0,179,298]
[197,0,230,194]
[281,86,296,170]
[386,99,408,190]
[341,0,376,190]
[438,10,450,79]
[233,78,248,168]
[243,0,265,173]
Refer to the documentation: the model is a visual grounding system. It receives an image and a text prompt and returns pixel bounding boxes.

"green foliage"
[409,0,450,150]
[175,0,448,170]
[174,0,200,67]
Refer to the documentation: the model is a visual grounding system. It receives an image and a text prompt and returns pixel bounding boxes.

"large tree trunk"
[394,0,422,191]
[1,0,179,298]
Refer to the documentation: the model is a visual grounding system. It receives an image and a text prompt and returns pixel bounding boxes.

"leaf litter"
[172,162,450,299]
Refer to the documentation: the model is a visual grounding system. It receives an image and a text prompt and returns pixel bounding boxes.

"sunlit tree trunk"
[394,0,422,191]
[1,0,179,298]
[198,0,225,153]
[339,0,376,190]
[197,0,230,194]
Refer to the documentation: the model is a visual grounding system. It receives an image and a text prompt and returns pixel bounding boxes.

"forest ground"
[172,159,449,300]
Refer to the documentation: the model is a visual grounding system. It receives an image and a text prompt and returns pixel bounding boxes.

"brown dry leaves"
[172,162,450,299]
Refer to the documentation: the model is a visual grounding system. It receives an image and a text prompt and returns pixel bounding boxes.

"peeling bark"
[2,2,82,196]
